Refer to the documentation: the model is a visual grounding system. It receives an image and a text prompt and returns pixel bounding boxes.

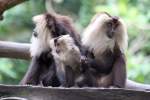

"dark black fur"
[75,58,98,87]
[20,50,60,86]
[81,43,126,88]
[81,14,127,88]
[45,14,95,87]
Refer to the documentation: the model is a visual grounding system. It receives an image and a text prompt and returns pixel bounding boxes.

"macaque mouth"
[33,31,38,37]
[106,16,119,38]
[56,49,60,54]
[54,38,58,46]
[53,38,61,53]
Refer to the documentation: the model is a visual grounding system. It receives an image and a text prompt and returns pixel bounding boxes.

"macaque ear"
[91,12,111,23]
[32,14,45,24]
[90,13,101,23]
[45,13,56,33]
[64,34,70,38]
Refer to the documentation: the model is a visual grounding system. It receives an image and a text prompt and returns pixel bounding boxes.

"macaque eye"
[33,31,38,37]
[107,22,112,28]
[57,42,60,46]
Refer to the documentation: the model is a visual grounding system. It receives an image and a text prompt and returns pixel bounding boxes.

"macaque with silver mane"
[20,13,81,86]
[82,12,128,88]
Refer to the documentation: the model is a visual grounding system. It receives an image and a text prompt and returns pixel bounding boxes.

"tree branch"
[0,0,28,20]
[45,0,55,14]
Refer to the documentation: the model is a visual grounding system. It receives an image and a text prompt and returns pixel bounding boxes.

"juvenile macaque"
[49,35,96,87]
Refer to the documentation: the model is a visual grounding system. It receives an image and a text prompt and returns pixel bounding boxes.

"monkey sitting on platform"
[49,35,97,87]
[82,12,128,88]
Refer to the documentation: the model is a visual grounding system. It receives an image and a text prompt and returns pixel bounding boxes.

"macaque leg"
[40,64,60,87]
[55,60,68,87]
[56,59,75,87]
[65,66,75,87]
[20,57,41,85]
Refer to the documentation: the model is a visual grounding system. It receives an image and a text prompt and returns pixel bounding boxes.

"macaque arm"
[41,63,60,87]
[112,53,126,88]
[55,60,67,86]
[87,58,111,73]
[20,57,41,85]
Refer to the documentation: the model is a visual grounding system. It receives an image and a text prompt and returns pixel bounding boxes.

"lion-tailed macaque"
[20,13,81,86]
[82,12,128,88]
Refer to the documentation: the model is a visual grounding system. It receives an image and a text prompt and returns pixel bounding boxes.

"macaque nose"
[56,49,60,53]
[54,38,58,46]
[112,16,118,23]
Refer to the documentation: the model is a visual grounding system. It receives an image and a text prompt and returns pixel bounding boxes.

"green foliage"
[127,53,150,83]
[0,0,45,41]
[0,59,29,84]
[78,0,96,27]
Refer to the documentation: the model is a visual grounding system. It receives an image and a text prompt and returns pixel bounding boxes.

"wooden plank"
[0,41,30,60]
[0,85,150,100]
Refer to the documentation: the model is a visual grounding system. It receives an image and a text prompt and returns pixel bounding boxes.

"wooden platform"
[0,85,150,100]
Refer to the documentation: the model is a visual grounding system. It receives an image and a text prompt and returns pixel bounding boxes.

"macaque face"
[32,14,52,43]
[82,12,128,54]
[50,35,75,55]
[103,16,119,38]
[96,14,123,40]
[91,12,126,39]
[30,14,55,57]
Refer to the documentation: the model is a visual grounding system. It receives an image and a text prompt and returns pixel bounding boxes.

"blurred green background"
[0,0,150,84]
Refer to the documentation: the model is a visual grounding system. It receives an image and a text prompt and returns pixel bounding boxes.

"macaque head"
[32,14,57,40]
[30,13,75,57]
[50,35,76,54]
[49,34,81,62]
[99,15,119,39]
[91,12,127,38]
[83,12,128,52]
[30,14,56,57]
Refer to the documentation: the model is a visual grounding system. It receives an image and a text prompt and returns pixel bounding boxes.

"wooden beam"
[0,85,150,100]
[0,41,30,60]
[126,79,150,91]
[0,41,149,90]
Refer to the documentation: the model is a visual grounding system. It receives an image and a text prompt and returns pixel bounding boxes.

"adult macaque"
[20,13,81,86]
[82,12,128,88]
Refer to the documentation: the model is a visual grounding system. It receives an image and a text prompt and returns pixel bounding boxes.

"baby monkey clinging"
[49,35,96,87]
